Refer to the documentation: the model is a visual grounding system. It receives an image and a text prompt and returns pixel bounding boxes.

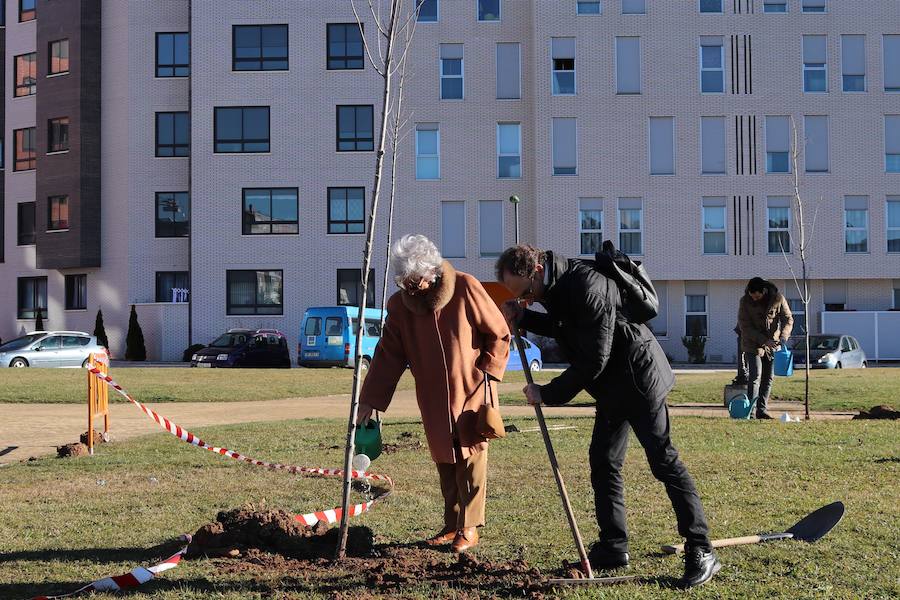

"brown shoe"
[451,527,479,553]
[425,527,457,546]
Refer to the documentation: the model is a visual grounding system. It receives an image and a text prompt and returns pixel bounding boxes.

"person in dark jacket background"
[496,245,720,589]
[737,277,794,419]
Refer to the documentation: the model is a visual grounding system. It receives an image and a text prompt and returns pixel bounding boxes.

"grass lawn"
[2,366,898,413]
[500,368,900,412]
[1,415,897,599]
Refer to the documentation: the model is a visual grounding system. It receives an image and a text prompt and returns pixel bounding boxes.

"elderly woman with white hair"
[358,234,510,553]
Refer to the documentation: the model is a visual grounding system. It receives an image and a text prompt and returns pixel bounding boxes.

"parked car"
[298,306,385,370]
[0,331,106,368]
[506,337,543,372]
[790,334,867,369]
[191,329,291,368]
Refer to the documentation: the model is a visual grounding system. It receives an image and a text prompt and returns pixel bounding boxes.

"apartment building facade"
[2,0,899,363]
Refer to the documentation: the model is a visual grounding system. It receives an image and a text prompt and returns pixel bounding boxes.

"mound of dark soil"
[80,430,106,446]
[853,405,900,420]
[57,443,88,458]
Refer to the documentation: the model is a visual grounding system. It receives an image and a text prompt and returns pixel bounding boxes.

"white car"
[0,331,107,368]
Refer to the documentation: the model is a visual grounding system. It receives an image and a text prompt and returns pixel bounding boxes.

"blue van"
[298,306,386,370]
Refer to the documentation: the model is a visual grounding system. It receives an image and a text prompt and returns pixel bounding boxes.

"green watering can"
[354,416,382,461]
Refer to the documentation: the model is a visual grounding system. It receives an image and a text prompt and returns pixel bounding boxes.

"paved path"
[0,383,854,466]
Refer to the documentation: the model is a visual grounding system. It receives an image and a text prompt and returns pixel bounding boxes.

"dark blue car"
[191,329,291,368]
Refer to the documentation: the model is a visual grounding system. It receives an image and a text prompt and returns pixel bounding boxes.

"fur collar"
[399,261,456,314]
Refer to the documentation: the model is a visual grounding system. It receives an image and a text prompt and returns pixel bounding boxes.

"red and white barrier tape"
[28,369,392,599]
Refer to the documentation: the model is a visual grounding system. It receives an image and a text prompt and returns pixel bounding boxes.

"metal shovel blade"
[785,501,845,543]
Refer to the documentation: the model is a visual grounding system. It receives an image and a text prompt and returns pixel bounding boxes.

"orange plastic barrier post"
[87,352,110,455]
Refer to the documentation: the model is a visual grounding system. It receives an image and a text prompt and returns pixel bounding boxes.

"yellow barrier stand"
[87,352,110,455]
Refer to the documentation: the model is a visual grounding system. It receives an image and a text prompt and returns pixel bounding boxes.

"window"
[48,117,69,153]
[478,0,500,21]
[305,317,322,336]
[551,37,576,95]
[552,118,577,175]
[416,0,438,22]
[497,123,521,178]
[441,202,465,258]
[49,39,69,75]
[19,0,35,22]
[233,25,288,71]
[157,271,189,303]
[156,33,189,77]
[844,196,868,253]
[622,0,645,14]
[155,192,190,238]
[65,275,87,311]
[700,0,722,13]
[242,188,299,235]
[701,116,726,174]
[416,124,440,180]
[616,37,641,94]
[649,116,675,175]
[336,105,373,151]
[803,35,827,92]
[618,198,643,255]
[496,42,521,99]
[47,196,68,231]
[14,52,36,97]
[700,38,724,93]
[823,280,846,311]
[886,116,900,173]
[579,198,602,256]
[479,200,503,257]
[802,0,825,12]
[155,112,190,157]
[804,115,829,173]
[702,198,726,254]
[766,116,791,173]
[649,281,668,337]
[14,127,36,171]
[215,106,269,153]
[0,0,4,26]
[767,197,792,253]
[17,202,35,245]
[327,23,364,70]
[787,298,806,335]
[893,280,900,308]
[885,36,900,92]
[841,35,865,92]
[685,293,708,337]
[763,1,787,12]
[328,187,365,234]
[337,269,375,307]
[227,270,282,314]
[887,197,900,253]
[17,277,47,320]
[577,1,601,15]
[440,44,464,100]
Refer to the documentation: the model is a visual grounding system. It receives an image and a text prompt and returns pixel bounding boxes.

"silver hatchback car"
[0,331,107,368]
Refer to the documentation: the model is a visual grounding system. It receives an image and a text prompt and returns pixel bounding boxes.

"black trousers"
[589,399,711,553]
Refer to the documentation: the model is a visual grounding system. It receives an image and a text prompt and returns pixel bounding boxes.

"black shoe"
[756,409,774,420]
[587,545,629,570]
[679,547,721,589]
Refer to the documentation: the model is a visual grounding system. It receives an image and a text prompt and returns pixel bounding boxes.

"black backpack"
[594,240,659,324]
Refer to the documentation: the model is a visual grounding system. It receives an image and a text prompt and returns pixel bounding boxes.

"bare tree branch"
[350,0,386,76]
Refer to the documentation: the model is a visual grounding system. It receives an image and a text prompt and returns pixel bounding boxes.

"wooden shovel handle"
[662,535,764,554]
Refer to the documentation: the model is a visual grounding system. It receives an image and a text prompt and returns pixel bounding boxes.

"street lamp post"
[509,195,520,245]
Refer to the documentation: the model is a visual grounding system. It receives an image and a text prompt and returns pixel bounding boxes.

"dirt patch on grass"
[56,442,88,458]
[80,430,106,446]
[382,431,425,455]
[853,405,900,420]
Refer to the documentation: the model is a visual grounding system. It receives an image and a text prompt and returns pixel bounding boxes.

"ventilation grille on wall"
[733,0,755,14]
[733,115,758,175]
[733,195,756,256]
[730,35,753,94]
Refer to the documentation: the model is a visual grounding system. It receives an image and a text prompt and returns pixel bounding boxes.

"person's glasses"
[395,274,434,293]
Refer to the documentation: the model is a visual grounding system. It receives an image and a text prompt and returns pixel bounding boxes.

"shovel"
[661,501,845,554]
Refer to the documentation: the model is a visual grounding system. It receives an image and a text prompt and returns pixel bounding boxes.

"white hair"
[391,234,443,281]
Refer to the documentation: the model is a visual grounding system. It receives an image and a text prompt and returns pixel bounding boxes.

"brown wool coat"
[738,285,794,357]
[359,262,510,464]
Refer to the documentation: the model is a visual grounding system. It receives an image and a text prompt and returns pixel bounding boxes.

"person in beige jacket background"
[357,234,510,553]
[737,277,793,419]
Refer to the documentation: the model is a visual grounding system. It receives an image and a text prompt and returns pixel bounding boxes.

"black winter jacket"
[520,252,675,411]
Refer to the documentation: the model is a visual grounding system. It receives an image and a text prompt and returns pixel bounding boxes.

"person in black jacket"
[496,245,720,589]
